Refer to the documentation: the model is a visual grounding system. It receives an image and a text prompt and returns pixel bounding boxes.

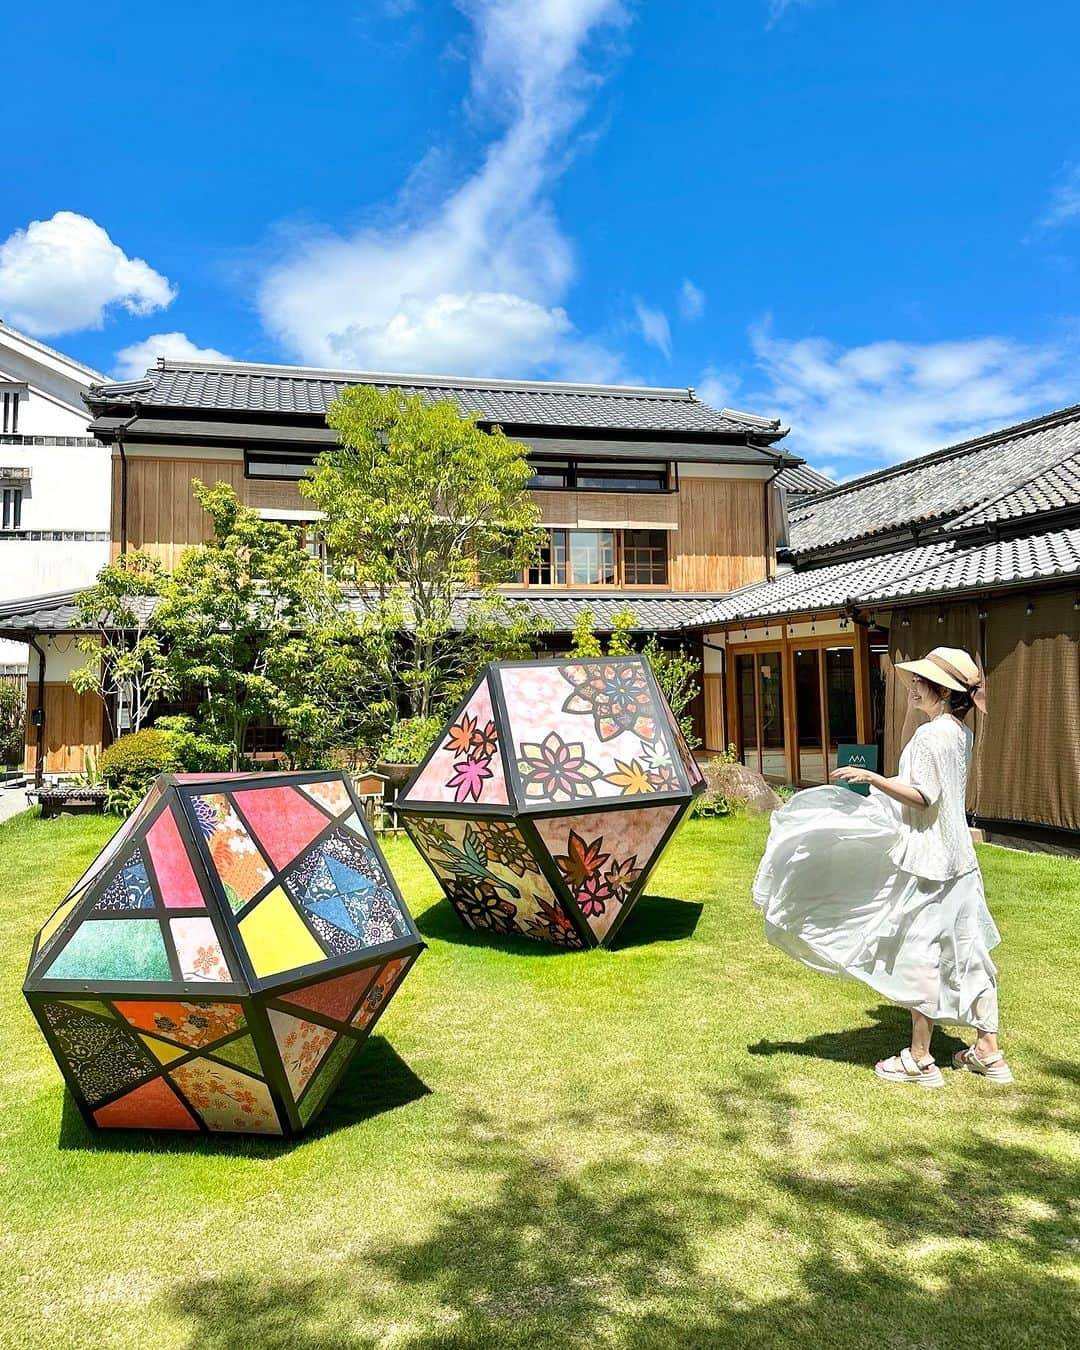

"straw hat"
[895,646,986,712]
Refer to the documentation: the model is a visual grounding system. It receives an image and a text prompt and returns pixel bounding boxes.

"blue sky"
[3,0,1079,476]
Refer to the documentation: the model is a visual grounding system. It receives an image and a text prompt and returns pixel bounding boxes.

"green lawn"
[1,809,1078,1349]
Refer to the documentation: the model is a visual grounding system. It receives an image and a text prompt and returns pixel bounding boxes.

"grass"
[1,808,1078,1349]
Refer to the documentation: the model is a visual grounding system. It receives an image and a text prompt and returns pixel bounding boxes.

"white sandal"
[874,1047,945,1088]
[952,1046,1015,1084]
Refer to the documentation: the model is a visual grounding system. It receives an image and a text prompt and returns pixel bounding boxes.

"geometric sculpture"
[23,771,423,1136]
[397,657,704,949]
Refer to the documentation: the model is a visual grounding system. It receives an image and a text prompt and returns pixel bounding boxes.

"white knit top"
[885,715,978,882]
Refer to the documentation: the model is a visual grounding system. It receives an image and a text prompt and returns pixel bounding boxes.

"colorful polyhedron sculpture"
[397,657,705,949]
[24,771,423,1137]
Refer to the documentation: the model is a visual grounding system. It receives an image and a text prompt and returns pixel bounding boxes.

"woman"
[753,646,1012,1088]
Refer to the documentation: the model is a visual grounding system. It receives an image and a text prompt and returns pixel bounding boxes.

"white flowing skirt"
[752,785,1001,1031]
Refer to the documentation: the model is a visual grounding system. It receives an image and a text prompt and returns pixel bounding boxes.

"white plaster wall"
[3,442,110,530]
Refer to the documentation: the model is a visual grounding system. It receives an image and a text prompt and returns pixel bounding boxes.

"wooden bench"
[27,784,108,820]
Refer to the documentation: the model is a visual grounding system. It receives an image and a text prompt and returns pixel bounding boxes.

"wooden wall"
[25,683,104,775]
[112,453,773,593]
[669,478,770,592]
[110,457,309,567]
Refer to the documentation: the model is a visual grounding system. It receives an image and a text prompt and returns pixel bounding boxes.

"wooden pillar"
[781,636,798,783]
[854,621,873,743]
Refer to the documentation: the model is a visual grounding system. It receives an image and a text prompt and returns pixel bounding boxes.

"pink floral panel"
[298,779,353,817]
[170,917,233,983]
[534,803,680,942]
[402,678,509,806]
[267,1007,338,1099]
[498,662,686,805]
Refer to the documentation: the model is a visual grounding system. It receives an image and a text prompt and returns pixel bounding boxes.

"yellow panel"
[238,886,326,977]
[139,1034,189,1065]
[37,896,79,951]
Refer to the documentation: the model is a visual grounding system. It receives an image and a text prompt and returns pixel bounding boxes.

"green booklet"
[836,744,878,796]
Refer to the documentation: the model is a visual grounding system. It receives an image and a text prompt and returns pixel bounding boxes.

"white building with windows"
[0,321,109,670]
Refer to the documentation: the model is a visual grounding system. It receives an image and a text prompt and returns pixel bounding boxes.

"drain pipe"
[115,407,141,556]
[27,634,47,787]
[763,463,785,580]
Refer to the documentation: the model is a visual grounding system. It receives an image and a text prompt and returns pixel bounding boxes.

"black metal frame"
[23,770,425,1137]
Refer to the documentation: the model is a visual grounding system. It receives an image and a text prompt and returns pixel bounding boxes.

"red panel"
[147,807,205,909]
[92,1076,199,1130]
[278,965,379,1023]
[232,787,332,868]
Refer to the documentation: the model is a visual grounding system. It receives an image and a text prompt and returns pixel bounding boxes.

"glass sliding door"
[824,646,857,776]
[758,651,785,780]
[793,649,825,783]
[736,653,758,771]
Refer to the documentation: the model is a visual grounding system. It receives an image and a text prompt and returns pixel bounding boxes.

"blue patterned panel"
[283,829,409,954]
[93,849,157,911]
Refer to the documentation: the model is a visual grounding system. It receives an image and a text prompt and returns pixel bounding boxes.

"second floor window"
[1,487,22,530]
[245,449,318,480]
[1,391,18,434]
[526,528,668,587]
[527,458,669,493]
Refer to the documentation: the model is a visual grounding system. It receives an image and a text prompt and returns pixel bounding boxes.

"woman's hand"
[830,766,878,786]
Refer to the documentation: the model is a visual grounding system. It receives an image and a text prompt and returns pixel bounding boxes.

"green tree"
[302,386,546,719]
[153,482,377,769]
[69,551,175,737]
[0,681,24,767]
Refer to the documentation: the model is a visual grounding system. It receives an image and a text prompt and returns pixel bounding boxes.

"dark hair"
[923,677,975,718]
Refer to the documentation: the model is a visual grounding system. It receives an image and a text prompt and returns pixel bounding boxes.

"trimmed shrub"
[99,729,180,815]
[153,716,231,773]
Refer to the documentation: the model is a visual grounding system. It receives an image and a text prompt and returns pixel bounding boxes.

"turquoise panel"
[44,919,172,982]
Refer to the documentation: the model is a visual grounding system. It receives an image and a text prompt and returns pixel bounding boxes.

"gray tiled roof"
[690,543,955,625]
[87,360,787,440]
[689,526,1080,626]
[860,525,1080,603]
[788,404,1080,555]
[945,448,1080,531]
[0,587,713,637]
[778,462,835,495]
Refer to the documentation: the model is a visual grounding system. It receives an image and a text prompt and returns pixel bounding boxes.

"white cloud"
[633,299,672,360]
[257,0,627,377]
[766,0,815,29]
[748,321,1076,468]
[679,278,706,320]
[1037,163,1080,231]
[696,365,741,410]
[0,211,175,337]
[113,332,234,381]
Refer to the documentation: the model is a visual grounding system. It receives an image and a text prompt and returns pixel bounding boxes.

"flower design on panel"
[517,732,602,802]
[408,816,582,947]
[191,793,273,911]
[41,1002,153,1104]
[443,709,501,803]
[560,662,658,743]
[552,829,642,920]
[169,1058,280,1134]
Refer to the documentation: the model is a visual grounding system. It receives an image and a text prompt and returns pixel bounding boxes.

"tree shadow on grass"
[609,893,704,949]
[747,1004,968,1070]
[164,1096,1080,1348]
[56,1036,430,1156]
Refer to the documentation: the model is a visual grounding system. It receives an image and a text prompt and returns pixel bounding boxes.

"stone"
[703,760,782,814]
[24,771,423,1136]
[397,658,705,948]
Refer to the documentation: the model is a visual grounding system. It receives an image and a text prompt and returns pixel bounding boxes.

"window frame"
[526,457,673,494]
[521,526,669,590]
[243,448,319,481]
[1,486,23,530]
